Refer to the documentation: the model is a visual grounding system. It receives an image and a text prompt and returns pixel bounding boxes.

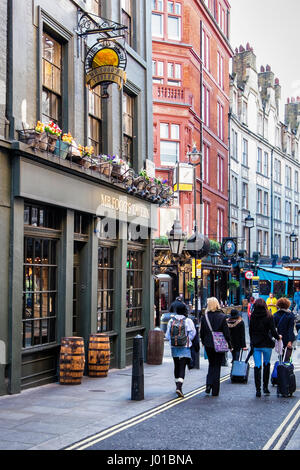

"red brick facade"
[152,0,232,242]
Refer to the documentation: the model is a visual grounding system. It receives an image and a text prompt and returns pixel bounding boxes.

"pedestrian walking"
[273,297,296,362]
[226,309,247,362]
[266,292,278,315]
[249,297,281,397]
[200,297,232,397]
[165,302,196,398]
[247,296,255,325]
[169,295,188,315]
[293,287,300,313]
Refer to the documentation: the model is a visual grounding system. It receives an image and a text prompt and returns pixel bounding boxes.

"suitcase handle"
[239,348,248,361]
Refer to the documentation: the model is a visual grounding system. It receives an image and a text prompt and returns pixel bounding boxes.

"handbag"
[205,313,229,353]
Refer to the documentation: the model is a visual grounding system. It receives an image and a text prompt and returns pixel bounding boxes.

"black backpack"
[170,318,187,347]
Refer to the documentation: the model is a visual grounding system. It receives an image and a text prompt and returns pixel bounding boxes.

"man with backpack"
[165,302,196,398]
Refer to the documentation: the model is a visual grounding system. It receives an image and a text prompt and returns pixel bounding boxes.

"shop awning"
[257,266,300,281]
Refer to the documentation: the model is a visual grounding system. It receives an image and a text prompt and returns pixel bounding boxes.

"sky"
[229,0,300,120]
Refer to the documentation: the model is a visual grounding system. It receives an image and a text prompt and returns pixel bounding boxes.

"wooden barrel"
[59,337,85,385]
[88,334,110,377]
[147,329,165,365]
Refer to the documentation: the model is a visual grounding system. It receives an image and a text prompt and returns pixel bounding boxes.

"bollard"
[131,334,144,401]
[147,328,164,365]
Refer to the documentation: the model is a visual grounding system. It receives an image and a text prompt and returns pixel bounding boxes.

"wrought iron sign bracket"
[76,9,127,40]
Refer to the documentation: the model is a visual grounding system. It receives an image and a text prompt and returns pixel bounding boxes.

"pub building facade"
[0,0,155,395]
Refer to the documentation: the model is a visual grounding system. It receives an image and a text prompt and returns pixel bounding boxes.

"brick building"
[152,0,233,306]
[152,0,232,242]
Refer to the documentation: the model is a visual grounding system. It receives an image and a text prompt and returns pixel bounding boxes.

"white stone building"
[229,44,300,262]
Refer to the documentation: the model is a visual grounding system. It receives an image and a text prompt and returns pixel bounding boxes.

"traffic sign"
[245,271,254,280]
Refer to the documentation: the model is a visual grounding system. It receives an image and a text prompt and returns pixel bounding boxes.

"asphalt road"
[68,364,300,452]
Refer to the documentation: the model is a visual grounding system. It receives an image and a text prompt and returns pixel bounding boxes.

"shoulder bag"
[205,312,229,353]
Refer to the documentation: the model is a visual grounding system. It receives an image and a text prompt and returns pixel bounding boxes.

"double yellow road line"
[65,374,231,450]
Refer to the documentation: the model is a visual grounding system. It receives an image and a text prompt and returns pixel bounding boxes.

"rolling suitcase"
[230,350,250,384]
[271,360,279,386]
[277,350,296,398]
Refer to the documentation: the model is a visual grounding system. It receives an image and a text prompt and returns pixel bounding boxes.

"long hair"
[252,297,270,317]
[206,297,220,313]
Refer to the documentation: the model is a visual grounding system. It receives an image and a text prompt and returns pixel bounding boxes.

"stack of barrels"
[59,334,110,385]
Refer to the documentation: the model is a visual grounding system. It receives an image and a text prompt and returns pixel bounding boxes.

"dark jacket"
[273,309,296,346]
[200,310,232,350]
[226,317,246,350]
[249,307,280,348]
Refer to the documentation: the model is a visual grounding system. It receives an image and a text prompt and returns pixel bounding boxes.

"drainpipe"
[270,148,274,257]
[6,0,14,140]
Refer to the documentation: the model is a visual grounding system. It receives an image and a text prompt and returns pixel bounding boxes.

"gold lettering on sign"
[100,193,150,219]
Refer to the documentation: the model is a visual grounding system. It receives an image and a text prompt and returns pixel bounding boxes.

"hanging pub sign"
[85,40,127,96]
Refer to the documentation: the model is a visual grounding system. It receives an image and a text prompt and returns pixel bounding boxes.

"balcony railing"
[153,84,193,105]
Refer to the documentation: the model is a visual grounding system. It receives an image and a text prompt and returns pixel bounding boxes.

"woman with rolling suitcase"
[273,297,296,362]
[226,309,247,362]
[249,298,282,397]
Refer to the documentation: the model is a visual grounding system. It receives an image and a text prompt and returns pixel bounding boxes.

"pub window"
[97,246,115,332]
[259,280,271,295]
[74,212,89,235]
[23,237,57,348]
[121,0,133,46]
[123,92,134,166]
[126,250,143,328]
[42,32,62,125]
[88,85,102,155]
[24,203,59,229]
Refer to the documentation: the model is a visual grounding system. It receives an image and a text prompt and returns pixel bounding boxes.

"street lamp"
[167,219,186,299]
[290,231,298,301]
[244,214,255,297]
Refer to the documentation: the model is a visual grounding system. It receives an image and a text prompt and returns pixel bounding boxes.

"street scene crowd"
[165,292,299,399]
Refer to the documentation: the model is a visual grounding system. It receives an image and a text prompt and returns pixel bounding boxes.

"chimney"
[285,96,300,132]
[232,44,257,88]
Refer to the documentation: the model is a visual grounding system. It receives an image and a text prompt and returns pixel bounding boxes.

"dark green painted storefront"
[1,143,156,394]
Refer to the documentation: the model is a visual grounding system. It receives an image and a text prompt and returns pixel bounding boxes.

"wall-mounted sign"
[173,163,193,192]
[85,40,127,96]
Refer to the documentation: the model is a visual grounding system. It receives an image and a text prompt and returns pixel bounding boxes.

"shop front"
[7,145,157,394]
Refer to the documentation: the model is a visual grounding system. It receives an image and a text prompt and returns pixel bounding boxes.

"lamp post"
[290,231,298,301]
[187,144,202,320]
[244,214,254,297]
[167,219,186,299]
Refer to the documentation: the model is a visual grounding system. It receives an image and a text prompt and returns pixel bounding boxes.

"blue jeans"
[253,348,272,368]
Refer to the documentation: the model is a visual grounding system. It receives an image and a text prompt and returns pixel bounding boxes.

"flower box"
[54,140,70,159]
[100,162,112,177]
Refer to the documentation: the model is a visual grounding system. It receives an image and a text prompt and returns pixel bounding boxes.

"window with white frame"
[274,196,281,220]
[242,182,248,209]
[257,230,262,254]
[160,122,180,165]
[274,233,281,257]
[217,155,224,192]
[274,158,281,183]
[167,1,182,40]
[285,165,291,188]
[202,84,210,126]
[203,142,210,184]
[202,28,210,70]
[285,236,290,257]
[257,148,262,173]
[231,175,238,206]
[217,102,224,140]
[263,191,268,216]
[258,113,263,135]
[256,189,262,213]
[152,1,164,37]
[167,62,181,86]
[285,200,292,224]
[231,129,238,160]
[217,51,224,88]
[242,138,248,166]
[295,170,299,192]
[122,0,133,46]
[263,151,268,176]
[241,100,248,125]
[295,205,299,227]
[152,59,164,83]
[217,208,224,242]
[263,231,268,256]
[203,200,210,237]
